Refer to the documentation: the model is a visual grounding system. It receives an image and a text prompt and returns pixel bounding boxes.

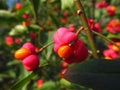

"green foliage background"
[0,0,120,90]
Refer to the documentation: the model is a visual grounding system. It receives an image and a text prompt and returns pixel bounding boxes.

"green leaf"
[28,24,41,32]
[63,59,120,90]
[10,64,47,90]
[0,1,7,9]
[10,72,36,90]
[0,10,17,24]
[46,31,54,59]
[61,0,74,10]
[0,10,12,18]
[38,30,48,45]
[40,0,46,3]
[30,0,40,15]
[107,33,120,39]
[39,81,58,90]
[49,14,60,27]
[9,25,28,36]
[60,78,71,86]
[111,0,120,5]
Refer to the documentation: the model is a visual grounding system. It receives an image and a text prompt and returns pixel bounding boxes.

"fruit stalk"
[38,41,54,52]
[92,30,120,50]
[74,0,98,58]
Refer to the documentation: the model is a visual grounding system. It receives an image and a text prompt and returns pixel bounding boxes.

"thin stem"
[74,0,98,58]
[69,27,84,46]
[92,30,120,50]
[38,41,54,53]
[75,26,84,36]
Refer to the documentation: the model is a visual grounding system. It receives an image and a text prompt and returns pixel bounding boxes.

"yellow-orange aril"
[111,6,116,12]
[104,56,112,60]
[112,42,120,52]
[57,45,72,58]
[14,48,31,60]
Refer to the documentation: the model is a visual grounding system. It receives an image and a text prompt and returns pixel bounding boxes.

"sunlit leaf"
[0,10,17,24]
[107,33,120,39]
[9,25,28,36]
[10,70,37,90]
[39,81,58,90]
[61,0,74,10]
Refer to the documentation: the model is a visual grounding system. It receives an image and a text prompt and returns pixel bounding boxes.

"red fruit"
[22,42,37,53]
[106,5,116,16]
[36,79,44,88]
[94,23,102,33]
[22,13,30,19]
[63,12,68,18]
[69,27,76,32]
[22,55,39,71]
[53,27,88,64]
[96,1,108,8]
[14,38,21,44]
[15,3,22,10]
[88,19,94,30]
[53,27,77,52]
[88,19,102,33]
[61,61,68,67]
[5,36,14,46]
[30,32,37,39]
[103,49,119,59]
[59,68,67,78]
[14,48,31,60]
[72,40,88,62]
[61,18,67,24]
[21,21,31,26]
[64,40,88,64]
[106,20,120,33]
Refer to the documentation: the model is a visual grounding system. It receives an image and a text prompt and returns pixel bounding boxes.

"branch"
[74,0,98,58]
[38,41,54,53]
[92,30,120,50]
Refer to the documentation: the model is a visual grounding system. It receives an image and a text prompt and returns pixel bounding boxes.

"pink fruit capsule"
[22,42,37,53]
[22,55,39,71]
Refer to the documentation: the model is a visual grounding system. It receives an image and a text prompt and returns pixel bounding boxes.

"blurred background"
[0,0,120,90]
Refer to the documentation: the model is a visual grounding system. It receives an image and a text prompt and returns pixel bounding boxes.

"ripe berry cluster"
[53,27,88,64]
[14,42,39,71]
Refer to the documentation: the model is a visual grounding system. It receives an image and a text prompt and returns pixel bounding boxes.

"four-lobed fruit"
[57,45,72,58]
[53,27,88,64]
[106,5,116,16]
[53,27,77,52]
[14,42,39,71]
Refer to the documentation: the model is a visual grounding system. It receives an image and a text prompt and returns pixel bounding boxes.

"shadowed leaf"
[63,59,120,90]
